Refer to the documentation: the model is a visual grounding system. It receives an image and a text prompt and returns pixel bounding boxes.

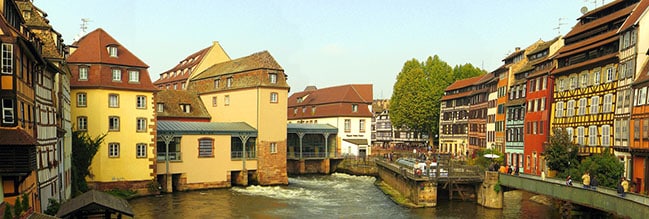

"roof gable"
[68,28,148,68]
[192,50,283,80]
[444,75,483,92]
[288,84,373,107]
[156,90,211,119]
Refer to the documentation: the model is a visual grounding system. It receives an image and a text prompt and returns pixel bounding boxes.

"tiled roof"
[153,46,210,85]
[514,63,534,75]
[192,51,283,80]
[68,28,157,91]
[565,3,636,38]
[287,84,373,119]
[502,49,525,62]
[287,123,338,133]
[56,190,134,218]
[440,90,472,101]
[633,59,649,85]
[0,127,37,146]
[157,121,256,136]
[618,0,649,32]
[474,72,495,85]
[527,36,561,56]
[68,28,149,68]
[444,75,483,92]
[552,53,618,75]
[578,0,626,20]
[16,1,49,27]
[16,1,65,59]
[156,90,211,119]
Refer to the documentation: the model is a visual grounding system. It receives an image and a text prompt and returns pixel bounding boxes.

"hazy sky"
[35,0,604,98]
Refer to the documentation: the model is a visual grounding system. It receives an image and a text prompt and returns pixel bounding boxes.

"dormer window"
[269,73,277,84]
[112,69,121,81]
[78,66,88,80]
[157,103,164,112]
[226,77,233,88]
[180,104,191,113]
[107,45,118,57]
[352,104,358,112]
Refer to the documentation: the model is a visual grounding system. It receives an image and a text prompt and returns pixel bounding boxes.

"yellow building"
[68,28,157,194]
[188,51,289,185]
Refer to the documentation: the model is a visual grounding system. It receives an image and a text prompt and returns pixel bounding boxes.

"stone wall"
[477,171,503,209]
[377,165,437,207]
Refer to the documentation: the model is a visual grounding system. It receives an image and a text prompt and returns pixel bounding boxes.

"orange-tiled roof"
[68,28,149,68]
[444,75,483,92]
[440,90,472,101]
[68,28,157,91]
[192,51,283,80]
[287,84,373,119]
[578,0,626,20]
[565,3,636,38]
[474,72,494,85]
[153,46,210,85]
[156,90,211,119]
[618,0,649,32]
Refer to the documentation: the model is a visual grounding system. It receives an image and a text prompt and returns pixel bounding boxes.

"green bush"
[3,205,12,219]
[44,198,61,216]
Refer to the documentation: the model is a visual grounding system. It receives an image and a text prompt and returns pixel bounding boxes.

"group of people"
[492,163,519,175]
[565,172,630,197]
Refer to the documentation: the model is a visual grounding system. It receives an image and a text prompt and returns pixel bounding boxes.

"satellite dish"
[581,6,589,14]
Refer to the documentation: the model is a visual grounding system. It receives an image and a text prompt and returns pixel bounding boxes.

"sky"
[34,0,608,99]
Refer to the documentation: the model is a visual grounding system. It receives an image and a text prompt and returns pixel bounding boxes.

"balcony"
[156,152,182,161]
[231,151,257,159]
[0,146,36,174]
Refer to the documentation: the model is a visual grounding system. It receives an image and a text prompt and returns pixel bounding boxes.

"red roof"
[68,28,148,68]
[0,128,37,146]
[565,3,636,38]
[444,75,483,92]
[153,46,210,85]
[618,0,649,32]
[287,84,373,119]
[68,28,157,91]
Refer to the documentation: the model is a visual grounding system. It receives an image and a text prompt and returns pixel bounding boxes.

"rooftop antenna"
[73,18,91,42]
[553,18,567,35]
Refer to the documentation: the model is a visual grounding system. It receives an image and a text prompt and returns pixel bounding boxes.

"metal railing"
[157,152,181,161]
[231,151,256,159]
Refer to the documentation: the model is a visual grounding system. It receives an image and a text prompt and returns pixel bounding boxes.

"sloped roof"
[474,72,494,85]
[527,36,561,56]
[69,64,158,92]
[56,190,134,218]
[441,90,472,101]
[633,58,649,86]
[444,75,483,92]
[618,0,649,32]
[565,3,636,38]
[502,49,525,62]
[0,127,37,146]
[287,123,338,134]
[153,46,210,85]
[344,138,369,145]
[68,28,148,68]
[156,90,210,119]
[287,84,373,119]
[157,121,256,136]
[192,51,283,80]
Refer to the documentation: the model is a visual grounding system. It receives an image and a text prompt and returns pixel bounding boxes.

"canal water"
[130,173,559,218]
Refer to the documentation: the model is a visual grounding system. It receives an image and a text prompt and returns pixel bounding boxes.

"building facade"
[68,28,158,193]
[439,76,481,156]
[153,42,230,90]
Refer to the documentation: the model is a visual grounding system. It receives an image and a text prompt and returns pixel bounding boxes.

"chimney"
[515,47,521,52]
[304,86,317,91]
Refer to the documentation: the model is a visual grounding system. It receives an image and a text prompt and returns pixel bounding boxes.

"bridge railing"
[375,157,482,181]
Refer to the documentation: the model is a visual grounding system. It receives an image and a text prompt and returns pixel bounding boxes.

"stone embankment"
[334,157,378,176]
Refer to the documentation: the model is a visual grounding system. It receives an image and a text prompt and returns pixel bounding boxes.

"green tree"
[544,128,578,174]
[21,193,28,212]
[474,148,504,170]
[390,56,453,146]
[44,198,61,216]
[13,196,22,218]
[452,63,486,81]
[72,131,106,197]
[3,204,12,219]
[575,149,624,189]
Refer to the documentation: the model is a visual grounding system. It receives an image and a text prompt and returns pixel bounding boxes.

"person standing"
[621,177,630,197]
[590,175,598,191]
[566,176,573,186]
[581,172,590,189]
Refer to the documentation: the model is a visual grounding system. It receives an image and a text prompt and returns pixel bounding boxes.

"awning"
[56,190,134,218]
[343,139,368,146]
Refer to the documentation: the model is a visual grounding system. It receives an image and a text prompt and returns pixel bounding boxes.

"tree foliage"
[544,129,578,173]
[569,149,623,189]
[391,55,484,145]
[72,131,106,197]
[474,148,504,170]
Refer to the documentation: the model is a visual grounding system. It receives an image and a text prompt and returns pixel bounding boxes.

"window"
[77,116,87,131]
[539,121,544,134]
[1,43,13,74]
[566,127,574,140]
[570,76,577,90]
[603,94,613,113]
[557,79,564,91]
[555,101,564,117]
[542,76,547,90]
[580,73,588,87]
[2,98,14,124]
[359,119,366,132]
[129,70,139,82]
[594,70,601,85]
[108,45,118,57]
[78,66,88,80]
[108,143,120,158]
[136,118,147,132]
[590,96,599,114]
[112,69,121,81]
[214,79,220,88]
[109,116,120,131]
[270,142,277,154]
[226,77,233,88]
[589,126,598,146]
[577,126,585,145]
[157,103,164,112]
[136,143,147,158]
[644,119,649,140]
[225,95,230,106]
[640,87,647,106]
[567,100,575,117]
[181,82,186,89]
[344,119,351,132]
[109,94,119,108]
[136,96,146,109]
[602,125,610,146]
[606,67,614,82]
[180,104,191,113]
[212,96,217,107]
[578,98,587,115]
[352,104,358,112]
[77,93,87,107]
[269,73,277,84]
[540,98,545,111]
[270,92,278,103]
[198,138,214,157]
